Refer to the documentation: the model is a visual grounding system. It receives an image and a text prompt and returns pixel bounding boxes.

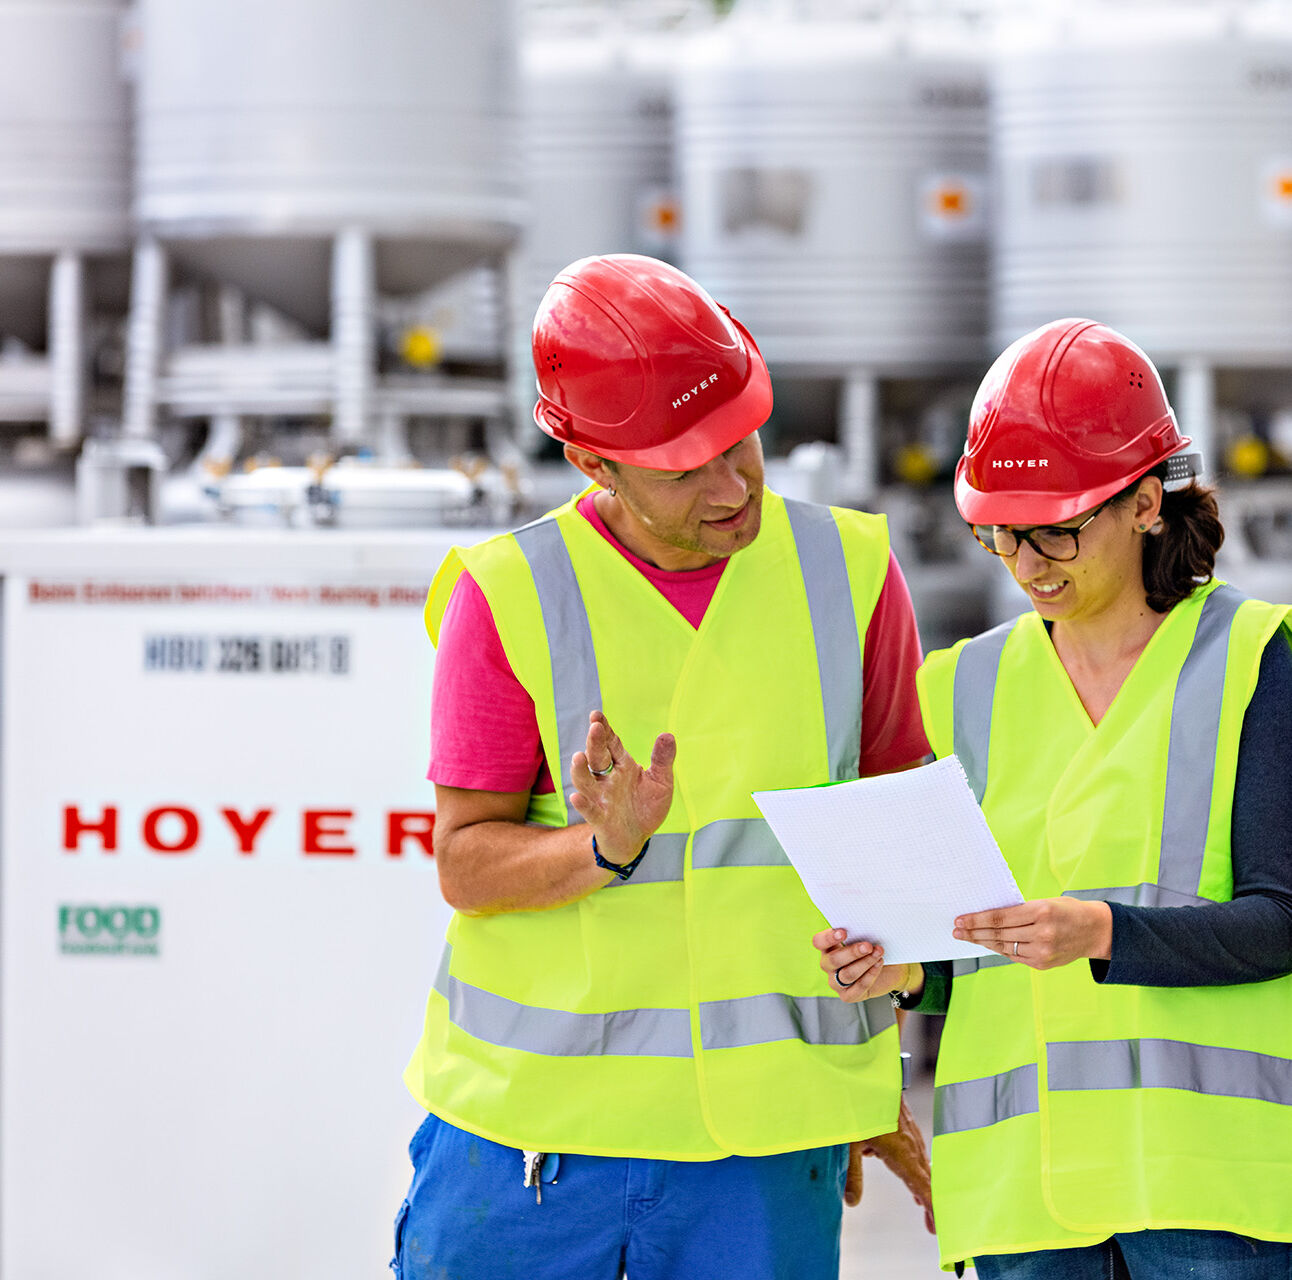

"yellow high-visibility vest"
[917,580,1292,1267]
[404,487,902,1158]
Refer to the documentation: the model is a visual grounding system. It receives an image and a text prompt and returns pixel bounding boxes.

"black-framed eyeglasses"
[969,499,1113,563]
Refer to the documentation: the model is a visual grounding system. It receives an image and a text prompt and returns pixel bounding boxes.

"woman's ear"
[1134,475,1164,529]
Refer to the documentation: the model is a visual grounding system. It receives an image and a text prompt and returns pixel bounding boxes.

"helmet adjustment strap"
[1163,452,1203,486]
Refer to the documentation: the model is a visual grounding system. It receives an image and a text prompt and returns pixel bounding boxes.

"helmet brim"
[954,439,1194,526]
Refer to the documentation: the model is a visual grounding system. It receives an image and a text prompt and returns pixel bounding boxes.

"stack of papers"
[752,755,1023,964]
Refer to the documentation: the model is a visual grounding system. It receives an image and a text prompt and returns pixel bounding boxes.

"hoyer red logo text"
[62,806,435,858]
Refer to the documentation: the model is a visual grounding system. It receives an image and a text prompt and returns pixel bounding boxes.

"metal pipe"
[215,283,247,345]
[376,406,413,464]
[839,367,880,505]
[48,251,86,448]
[199,284,248,469]
[503,245,544,457]
[122,236,169,440]
[331,226,375,446]
[1176,358,1216,484]
[196,414,243,472]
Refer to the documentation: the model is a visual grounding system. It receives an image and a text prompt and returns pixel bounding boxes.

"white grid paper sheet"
[752,755,1024,964]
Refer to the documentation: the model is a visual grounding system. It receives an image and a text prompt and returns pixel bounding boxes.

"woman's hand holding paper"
[812,927,924,1003]
[952,896,1113,969]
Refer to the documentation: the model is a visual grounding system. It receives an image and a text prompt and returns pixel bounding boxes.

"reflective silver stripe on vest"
[514,517,600,818]
[951,618,1018,802]
[700,991,895,1051]
[934,1063,1039,1136]
[1047,1037,1292,1107]
[607,820,788,888]
[951,954,1012,977]
[783,498,864,782]
[435,947,694,1058]
[605,832,688,887]
[1063,884,1211,908]
[1159,584,1245,899]
[1060,588,1243,907]
[692,818,789,870]
[953,585,1246,900]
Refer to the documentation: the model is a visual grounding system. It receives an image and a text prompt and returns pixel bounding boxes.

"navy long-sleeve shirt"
[915,629,1292,1013]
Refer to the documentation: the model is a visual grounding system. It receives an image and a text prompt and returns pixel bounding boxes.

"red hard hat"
[531,254,773,470]
[955,318,1192,525]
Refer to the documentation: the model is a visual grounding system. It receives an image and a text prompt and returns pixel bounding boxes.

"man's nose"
[705,455,749,508]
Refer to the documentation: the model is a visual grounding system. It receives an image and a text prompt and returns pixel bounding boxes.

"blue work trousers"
[974,1230,1292,1280]
[391,1112,849,1280]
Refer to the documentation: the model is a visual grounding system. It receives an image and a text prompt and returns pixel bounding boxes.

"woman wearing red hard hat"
[817,319,1292,1278]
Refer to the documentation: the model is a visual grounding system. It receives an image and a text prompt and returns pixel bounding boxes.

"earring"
[607,485,616,497]
[1138,524,1147,532]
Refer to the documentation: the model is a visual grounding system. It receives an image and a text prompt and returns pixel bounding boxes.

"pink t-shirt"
[428,493,931,793]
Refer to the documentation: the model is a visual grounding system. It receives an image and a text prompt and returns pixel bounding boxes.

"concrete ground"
[841,1047,946,1278]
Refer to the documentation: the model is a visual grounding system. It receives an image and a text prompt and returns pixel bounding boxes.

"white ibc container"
[676,9,990,371]
[133,0,521,327]
[0,0,130,344]
[992,4,1292,362]
[520,25,681,323]
[0,0,130,255]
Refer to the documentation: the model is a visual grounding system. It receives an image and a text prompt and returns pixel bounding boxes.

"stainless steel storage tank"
[675,6,990,371]
[991,3,1292,363]
[519,20,681,326]
[512,14,689,448]
[124,0,522,453]
[133,0,520,329]
[0,0,131,446]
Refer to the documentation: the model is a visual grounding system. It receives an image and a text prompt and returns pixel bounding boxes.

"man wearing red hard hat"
[393,255,935,1279]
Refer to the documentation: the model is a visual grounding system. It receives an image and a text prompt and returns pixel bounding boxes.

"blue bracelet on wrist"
[592,835,650,881]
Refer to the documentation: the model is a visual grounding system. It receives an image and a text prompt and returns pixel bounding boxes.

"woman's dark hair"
[1114,463,1224,613]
